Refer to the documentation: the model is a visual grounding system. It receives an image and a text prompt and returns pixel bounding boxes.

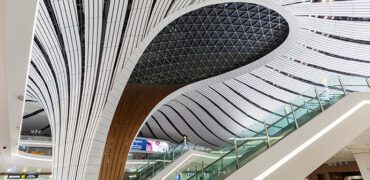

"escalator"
[185,79,370,180]
[151,149,222,180]
[127,143,222,180]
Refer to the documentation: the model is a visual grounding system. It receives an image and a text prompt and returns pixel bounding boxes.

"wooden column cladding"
[99,83,183,180]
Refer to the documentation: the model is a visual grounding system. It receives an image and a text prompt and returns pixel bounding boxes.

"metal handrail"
[187,77,368,180]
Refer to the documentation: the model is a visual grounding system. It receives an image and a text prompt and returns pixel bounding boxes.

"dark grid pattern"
[129,2,289,85]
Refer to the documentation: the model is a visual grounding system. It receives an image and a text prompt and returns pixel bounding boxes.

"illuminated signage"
[131,138,170,153]
[131,138,147,151]
[7,174,39,179]
[146,139,169,153]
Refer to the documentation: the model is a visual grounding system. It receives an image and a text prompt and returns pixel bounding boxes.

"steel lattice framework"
[130,3,288,84]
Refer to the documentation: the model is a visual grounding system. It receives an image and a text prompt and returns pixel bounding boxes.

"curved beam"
[92,0,298,179]
[99,84,182,179]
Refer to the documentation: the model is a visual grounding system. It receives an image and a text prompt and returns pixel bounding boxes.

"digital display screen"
[131,138,147,151]
[131,138,169,153]
[7,174,39,179]
[146,139,169,153]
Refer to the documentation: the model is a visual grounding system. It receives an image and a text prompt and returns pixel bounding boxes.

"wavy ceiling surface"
[24,0,370,179]
[21,99,51,136]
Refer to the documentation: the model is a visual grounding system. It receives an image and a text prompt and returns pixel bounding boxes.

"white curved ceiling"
[21,99,51,136]
[137,0,370,149]
[24,0,370,179]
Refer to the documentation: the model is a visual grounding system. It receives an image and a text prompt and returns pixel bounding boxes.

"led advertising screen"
[131,138,169,153]
[146,139,169,153]
[7,174,39,179]
[131,138,147,151]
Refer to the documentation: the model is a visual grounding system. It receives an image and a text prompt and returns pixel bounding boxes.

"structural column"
[99,84,182,180]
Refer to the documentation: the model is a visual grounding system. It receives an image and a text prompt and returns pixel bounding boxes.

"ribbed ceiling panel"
[139,0,370,151]
[23,0,370,179]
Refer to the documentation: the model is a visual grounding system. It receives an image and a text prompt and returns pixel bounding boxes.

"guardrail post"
[315,88,324,112]
[263,120,271,148]
[366,78,370,89]
[201,161,205,180]
[338,77,348,96]
[290,104,299,129]
[284,107,290,125]
[234,137,240,169]
[194,166,198,180]
[304,101,309,113]
[163,154,166,167]
[221,156,224,170]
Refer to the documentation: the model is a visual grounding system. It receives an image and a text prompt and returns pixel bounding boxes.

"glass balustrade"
[19,135,52,142]
[187,77,370,180]
[18,146,52,156]
[127,144,189,179]
[127,143,216,179]
[18,135,53,157]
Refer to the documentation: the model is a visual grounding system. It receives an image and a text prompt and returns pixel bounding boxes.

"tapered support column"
[354,153,370,180]
[99,84,182,180]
